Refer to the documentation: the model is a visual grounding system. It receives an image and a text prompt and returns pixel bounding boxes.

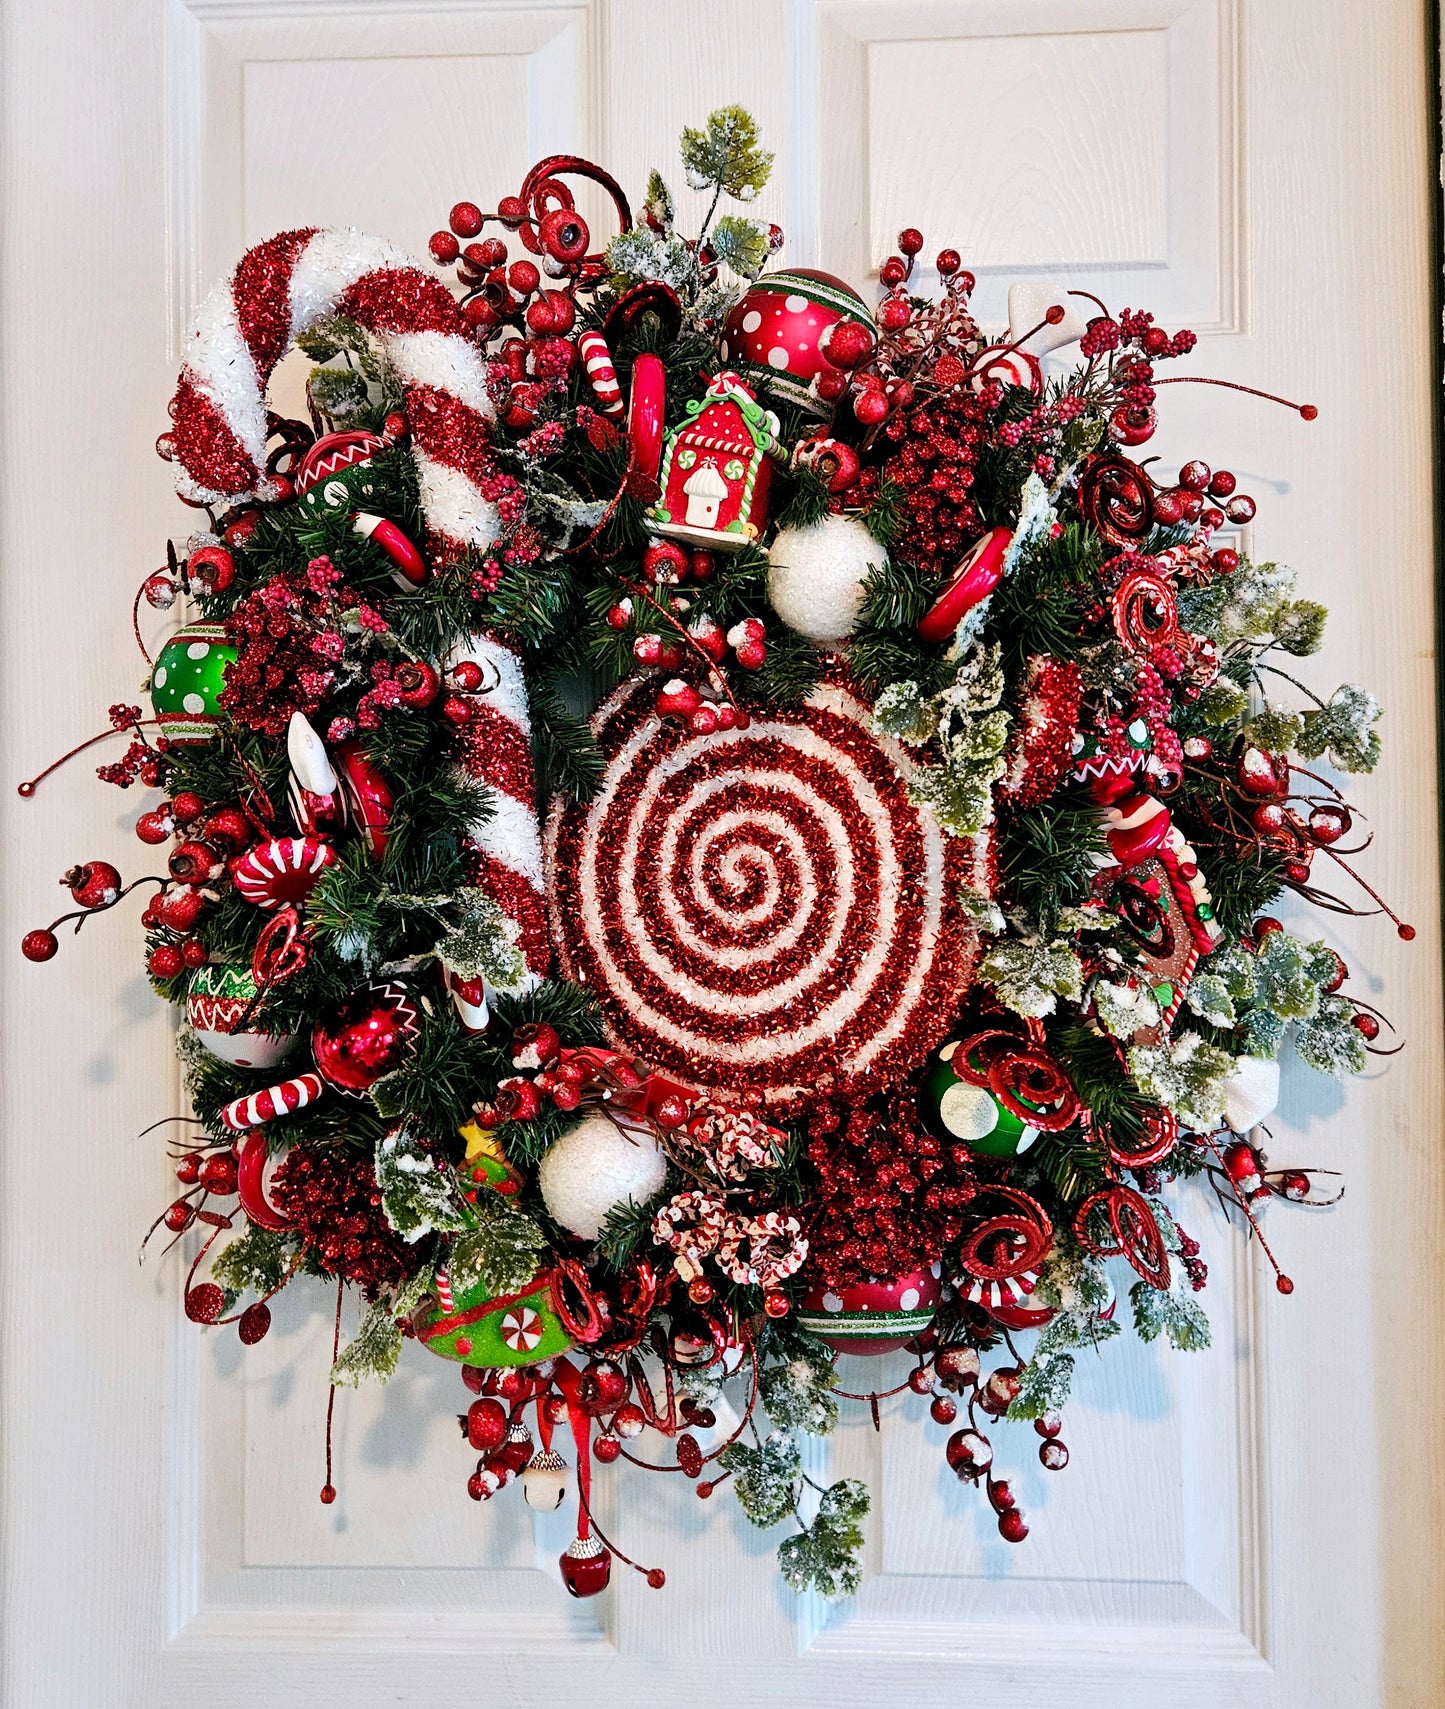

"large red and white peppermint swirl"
[166,228,544,983]
[547,677,985,1108]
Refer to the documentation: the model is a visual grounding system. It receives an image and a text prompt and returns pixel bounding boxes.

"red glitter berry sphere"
[998,1508,1030,1544]
[148,944,184,979]
[593,1434,621,1464]
[449,201,484,239]
[467,1398,508,1451]
[21,928,58,962]
[64,860,122,910]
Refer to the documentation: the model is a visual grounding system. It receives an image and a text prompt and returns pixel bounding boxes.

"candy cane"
[452,632,549,986]
[163,226,547,979]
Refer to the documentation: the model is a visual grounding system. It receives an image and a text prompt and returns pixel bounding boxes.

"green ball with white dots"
[149,623,236,745]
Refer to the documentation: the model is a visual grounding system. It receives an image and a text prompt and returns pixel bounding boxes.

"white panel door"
[2,1,1442,1705]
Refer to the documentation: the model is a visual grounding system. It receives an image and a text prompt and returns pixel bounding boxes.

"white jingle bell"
[522,1449,570,1511]
[538,1113,669,1241]
[766,514,885,646]
[1223,1055,1281,1134]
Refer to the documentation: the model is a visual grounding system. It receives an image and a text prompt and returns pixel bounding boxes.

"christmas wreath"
[21,108,1409,1600]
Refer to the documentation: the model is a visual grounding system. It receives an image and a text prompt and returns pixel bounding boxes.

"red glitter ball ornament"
[312,982,421,1094]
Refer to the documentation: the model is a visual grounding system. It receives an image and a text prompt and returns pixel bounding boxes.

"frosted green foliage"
[680,105,773,202]
[1009,1352,1075,1418]
[447,1202,547,1297]
[434,889,527,992]
[642,169,675,232]
[309,366,370,423]
[1057,906,1116,934]
[1197,678,1249,726]
[1297,684,1382,774]
[1243,705,1305,754]
[606,227,696,291]
[1008,1246,1118,1420]
[980,938,1084,1018]
[760,1329,840,1434]
[1274,599,1327,655]
[1094,976,1162,1040]
[1295,993,1369,1076]
[1239,1006,1288,1058]
[711,215,770,278]
[1129,1031,1233,1129]
[777,1480,869,1600]
[959,885,1006,935]
[872,680,938,746]
[720,1433,800,1528]
[1148,1197,1182,1254]
[1210,940,1261,1005]
[885,645,1010,835]
[211,1225,292,1296]
[1254,930,1322,1022]
[331,1300,403,1387]
[1180,557,1297,644]
[1185,972,1236,1028]
[1131,1280,1211,1351]
[375,1126,470,1243]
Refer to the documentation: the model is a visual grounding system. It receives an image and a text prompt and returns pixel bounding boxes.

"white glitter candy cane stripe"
[222,1072,325,1132]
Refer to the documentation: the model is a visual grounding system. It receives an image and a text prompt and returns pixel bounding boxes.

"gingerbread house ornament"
[647,371,781,551]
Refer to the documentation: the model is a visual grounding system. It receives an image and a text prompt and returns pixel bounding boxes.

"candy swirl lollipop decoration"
[547,675,987,1109]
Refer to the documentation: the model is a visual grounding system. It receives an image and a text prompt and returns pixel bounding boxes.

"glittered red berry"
[168,840,218,883]
[21,928,59,962]
[1152,489,1185,525]
[441,695,473,727]
[823,320,874,370]
[179,938,209,969]
[135,807,174,845]
[450,660,485,693]
[1254,916,1284,940]
[876,297,911,333]
[1226,494,1257,524]
[429,230,460,264]
[689,705,719,736]
[1212,548,1240,574]
[879,256,907,287]
[594,1434,621,1464]
[449,201,484,239]
[1178,459,1211,492]
[163,1200,194,1233]
[466,1397,508,1451]
[1034,1409,1063,1439]
[1208,469,1237,498]
[643,539,690,584]
[1308,804,1351,845]
[815,368,848,402]
[148,944,184,979]
[763,1289,792,1319]
[929,1394,957,1425]
[897,227,923,256]
[998,1509,1029,1543]
[64,860,122,910]
[935,248,961,275]
[508,259,541,296]
[853,390,889,426]
[171,791,205,824]
[539,208,590,265]
[143,571,177,610]
[1039,1440,1069,1471]
[1353,1012,1380,1040]
[199,1153,238,1195]
[175,1153,201,1185]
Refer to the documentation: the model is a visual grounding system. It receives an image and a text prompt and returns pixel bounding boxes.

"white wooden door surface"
[3,2,1442,1705]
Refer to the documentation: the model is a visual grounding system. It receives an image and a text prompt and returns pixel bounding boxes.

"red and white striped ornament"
[576,329,624,418]
[452,634,549,986]
[547,675,985,1109]
[231,836,337,909]
[222,1072,325,1132]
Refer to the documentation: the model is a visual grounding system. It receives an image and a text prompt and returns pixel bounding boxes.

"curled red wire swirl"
[956,1186,1054,1282]
[1073,1185,1171,1288]
[1079,453,1155,547]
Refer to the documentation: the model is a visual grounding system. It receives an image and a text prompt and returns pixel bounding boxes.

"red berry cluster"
[802,1094,972,1287]
[270,1146,414,1294]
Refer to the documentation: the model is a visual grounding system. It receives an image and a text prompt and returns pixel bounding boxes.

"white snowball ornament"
[538,1113,669,1241]
[766,515,885,645]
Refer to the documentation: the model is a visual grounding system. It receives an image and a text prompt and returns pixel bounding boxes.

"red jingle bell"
[560,1536,611,1598]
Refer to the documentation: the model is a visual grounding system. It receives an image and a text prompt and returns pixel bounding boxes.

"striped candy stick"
[222,1072,325,1133]
[162,226,546,977]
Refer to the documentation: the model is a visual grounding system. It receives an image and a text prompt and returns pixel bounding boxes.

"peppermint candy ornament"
[231,836,337,910]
